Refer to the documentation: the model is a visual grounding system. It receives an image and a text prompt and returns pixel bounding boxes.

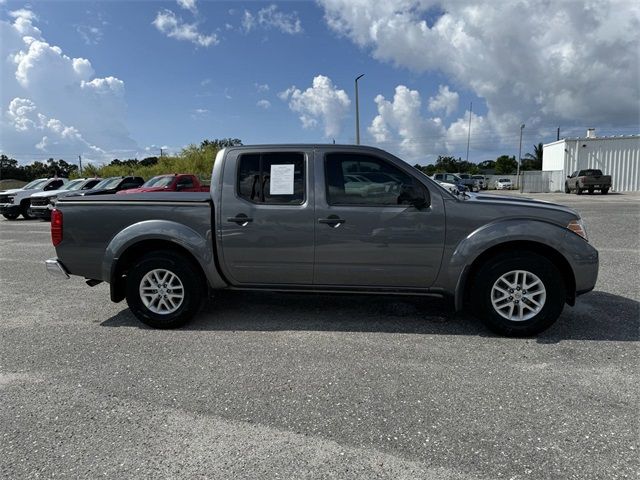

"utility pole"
[557,127,560,141]
[78,155,83,175]
[160,148,164,158]
[355,74,365,145]
[517,123,525,190]
[465,101,472,163]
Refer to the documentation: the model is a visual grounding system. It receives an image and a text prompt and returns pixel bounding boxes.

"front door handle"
[318,215,346,227]
[227,214,253,226]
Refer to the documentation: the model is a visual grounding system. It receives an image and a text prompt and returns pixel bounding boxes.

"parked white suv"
[495,178,513,190]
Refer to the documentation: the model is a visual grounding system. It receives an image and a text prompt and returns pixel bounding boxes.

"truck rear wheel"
[472,252,566,336]
[601,188,609,195]
[3,213,19,220]
[564,183,570,193]
[125,250,205,328]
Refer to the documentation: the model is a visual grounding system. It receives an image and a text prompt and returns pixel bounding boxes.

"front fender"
[102,219,227,289]
[444,219,598,310]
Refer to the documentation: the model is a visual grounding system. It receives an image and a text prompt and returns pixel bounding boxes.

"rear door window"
[237,152,305,204]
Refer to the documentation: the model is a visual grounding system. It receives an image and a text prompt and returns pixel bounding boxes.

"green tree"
[522,142,543,170]
[494,155,518,174]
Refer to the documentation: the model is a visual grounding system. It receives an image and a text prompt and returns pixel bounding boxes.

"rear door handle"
[318,215,346,227]
[227,214,253,226]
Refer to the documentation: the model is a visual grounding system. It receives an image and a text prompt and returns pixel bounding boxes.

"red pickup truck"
[117,174,209,194]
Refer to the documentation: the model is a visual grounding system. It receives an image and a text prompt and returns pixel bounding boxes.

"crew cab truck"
[0,177,68,220]
[565,169,612,195]
[45,145,599,336]
[117,174,209,194]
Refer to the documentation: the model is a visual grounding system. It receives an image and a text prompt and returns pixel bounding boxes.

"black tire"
[601,188,609,195]
[125,250,205,329]
[588,188,594,194]
[576,187,582,195]
[20,201,32,219]
[2,213,19,220]
[472,252,566,336]
[564,183,571,193]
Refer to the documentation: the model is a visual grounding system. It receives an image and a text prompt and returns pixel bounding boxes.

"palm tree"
[523,142,543,170]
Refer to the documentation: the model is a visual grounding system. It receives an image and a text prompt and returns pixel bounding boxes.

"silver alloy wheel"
[490,270,546,322]
[139,268,185,315]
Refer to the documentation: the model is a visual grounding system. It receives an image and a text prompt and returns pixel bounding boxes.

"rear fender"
[102,220,227,292]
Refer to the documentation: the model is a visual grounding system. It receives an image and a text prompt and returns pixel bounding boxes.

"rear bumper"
[45,258,70,279]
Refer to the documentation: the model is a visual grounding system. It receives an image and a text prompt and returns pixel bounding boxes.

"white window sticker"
[269,164,295,195]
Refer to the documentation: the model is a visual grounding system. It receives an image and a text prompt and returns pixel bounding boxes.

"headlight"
[49,196,58,205]
[567,219,588,241]
[8,196,14,204]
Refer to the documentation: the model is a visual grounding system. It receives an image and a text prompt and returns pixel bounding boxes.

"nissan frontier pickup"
[45,145,598,336]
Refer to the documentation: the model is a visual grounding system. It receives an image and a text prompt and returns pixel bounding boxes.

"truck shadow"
[101,290,638,343]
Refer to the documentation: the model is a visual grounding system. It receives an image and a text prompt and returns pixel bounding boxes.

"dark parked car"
[66,176,144,196]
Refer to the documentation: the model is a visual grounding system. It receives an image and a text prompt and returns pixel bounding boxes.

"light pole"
[355,74,364,145]
[517,123,525,188]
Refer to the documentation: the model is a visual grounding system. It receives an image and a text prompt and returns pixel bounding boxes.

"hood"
[31,189,72,198]
[1,188,25,195]
[465,193,579,217]
[70,188,117,196]
[118,186,169,194]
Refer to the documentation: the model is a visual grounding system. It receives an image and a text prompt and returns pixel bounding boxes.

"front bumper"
[45,258,70,279]
[0,203,20,215]
[29,206,52,219]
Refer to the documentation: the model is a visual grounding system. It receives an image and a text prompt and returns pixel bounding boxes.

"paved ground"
[1,193,638,479]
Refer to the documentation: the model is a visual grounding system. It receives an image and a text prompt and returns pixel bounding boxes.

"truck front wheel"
[472,252,566,336]
[125,250,205,328]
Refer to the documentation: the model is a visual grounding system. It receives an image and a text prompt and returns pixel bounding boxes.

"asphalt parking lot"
[1,192,638,479]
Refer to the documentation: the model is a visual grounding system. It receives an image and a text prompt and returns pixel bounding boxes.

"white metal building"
[543,130,640,192]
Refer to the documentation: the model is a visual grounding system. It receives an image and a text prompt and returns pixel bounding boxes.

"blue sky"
[1,0,638,165]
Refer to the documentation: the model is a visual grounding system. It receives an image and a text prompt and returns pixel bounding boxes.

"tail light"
[51,209,63,246]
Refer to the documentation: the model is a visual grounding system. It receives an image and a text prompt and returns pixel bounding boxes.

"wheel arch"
[456,240,576,311]
[109,239,208,303]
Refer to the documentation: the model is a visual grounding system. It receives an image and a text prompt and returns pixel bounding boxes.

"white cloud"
[255,82,269,93]
[428,85,459,117]
[280,75,350,138]
[368,85,496,161]
[176,0,197,14]
[76,25,103,45]
[153,9,217,47]
[369,85,446,158]
[256,99,271,109]
[242,5,302,35]
[0,9,136,162]
[320,0,640,150]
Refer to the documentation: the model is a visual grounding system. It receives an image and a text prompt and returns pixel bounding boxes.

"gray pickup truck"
[565,169,612,195]
[46,145,598,336]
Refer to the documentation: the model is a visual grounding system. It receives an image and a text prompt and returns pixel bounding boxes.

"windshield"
[142,176,174,187]
[93,177,121,189]
[459,174,470,179]
[472,175,484,179]
[64,179,86,191]
[499,178,511,182]
[23,179,48,189]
